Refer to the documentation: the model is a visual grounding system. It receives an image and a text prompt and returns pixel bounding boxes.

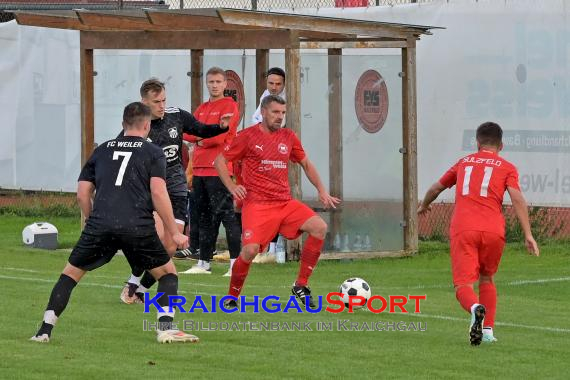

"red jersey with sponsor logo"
[184,97,239,176]
[223,124,306,204]
[438,150,520,237]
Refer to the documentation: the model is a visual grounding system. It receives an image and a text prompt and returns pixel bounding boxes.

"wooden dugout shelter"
[13,8,439,257]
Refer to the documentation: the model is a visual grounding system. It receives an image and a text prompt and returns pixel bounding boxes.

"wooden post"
[256,49,269,104]
[191,49,203,110]
[80,42,94,228]
[80,47,94,166]
[285,41,302,261]
[328,48,343,246]
[402,38,418,253]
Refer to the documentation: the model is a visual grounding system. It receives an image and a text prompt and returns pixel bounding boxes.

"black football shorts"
[169,194,188,226]
[68,227,170,271]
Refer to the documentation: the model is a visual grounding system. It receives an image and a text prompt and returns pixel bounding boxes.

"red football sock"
[295,235,324,287]
[455,285,478,313]
[228,256,251,297]
[479,282,497,328]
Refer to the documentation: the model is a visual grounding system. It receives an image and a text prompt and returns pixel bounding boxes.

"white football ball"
[339,277,371,308]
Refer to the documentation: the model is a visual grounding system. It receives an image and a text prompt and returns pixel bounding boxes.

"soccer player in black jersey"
[120,78,232,303]
[31,102,198,343]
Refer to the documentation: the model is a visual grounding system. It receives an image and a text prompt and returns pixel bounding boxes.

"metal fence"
[419,203,570,241]
[0,0,429,22]
[175,0,425,9]
[0,0,428,12]
[0,190,79,217]
[2,190,568,240]
[0,11,13,22]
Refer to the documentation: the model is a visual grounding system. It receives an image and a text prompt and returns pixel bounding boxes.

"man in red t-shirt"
[182,67,241,277]
[418,122,539,346]
[214,95,341,309]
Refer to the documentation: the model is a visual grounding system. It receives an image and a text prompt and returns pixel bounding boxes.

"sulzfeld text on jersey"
[461,156,502,167]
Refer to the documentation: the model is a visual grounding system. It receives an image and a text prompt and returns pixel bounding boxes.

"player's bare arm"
[77,181,95,219]
[507,186,540,256]
[150,176,189,249]
[298,157,340,209]
[214,154,247,200]
[418,182,446,214]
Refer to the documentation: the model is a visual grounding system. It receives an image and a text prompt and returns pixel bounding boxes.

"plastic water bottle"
[275,236,286,263]
[333,233,341,251]
[353,234,363,251]
[342,233,351,252]
[363,234,372,251]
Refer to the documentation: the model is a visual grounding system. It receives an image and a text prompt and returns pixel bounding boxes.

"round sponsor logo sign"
[224,70,245,124]
[354,70,389,134]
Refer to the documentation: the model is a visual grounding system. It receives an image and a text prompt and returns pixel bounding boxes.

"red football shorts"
[450,231,505,286]
[241,199,316,252]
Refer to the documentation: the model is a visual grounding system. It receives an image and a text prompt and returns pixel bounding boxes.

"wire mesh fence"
[0,0,428,12]
[0,1,168,13]
[168,0,428,10]
[0,0,430,22]
[419,202,570,242]
[0,11,14,22]
[0,190,79,218]
[1,190,568,241]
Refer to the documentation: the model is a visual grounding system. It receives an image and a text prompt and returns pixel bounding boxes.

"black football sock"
[225,215,242,260]
[156,273,178,331]
[131,267,144,278]
[139,271,157,291]
[37,274,77,337]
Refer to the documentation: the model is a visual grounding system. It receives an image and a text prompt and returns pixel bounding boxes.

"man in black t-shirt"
[120,78,232,304]
[31,102,198,344]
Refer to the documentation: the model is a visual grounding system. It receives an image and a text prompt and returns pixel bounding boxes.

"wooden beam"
[218,9,423,39]
[285,40,302,261]
[75,9,170,31]
[13,9,439,36]
[319,250,410,260]
[77,9,148,18]
[14,11,86,30]
[298,31,357,40]
[191,50,204,111]
[328,48,343,242]
[80,47,95,167]
[401,38,418,253]
[149,8,220,18]
[147,12,224,29]
[255,49,269,105]
[146,9,266,31]
[79,30,295,50]
[301,40,407,49]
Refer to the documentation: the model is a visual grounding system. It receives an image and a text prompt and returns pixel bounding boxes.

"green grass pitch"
[1,216,568,379]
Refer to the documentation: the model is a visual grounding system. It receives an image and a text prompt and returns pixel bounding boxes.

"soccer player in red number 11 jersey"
[418,121,539,346]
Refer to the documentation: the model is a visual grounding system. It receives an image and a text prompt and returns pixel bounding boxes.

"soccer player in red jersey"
[182,67,241,276]
[418,122,539,345]
[214,95,341,309]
